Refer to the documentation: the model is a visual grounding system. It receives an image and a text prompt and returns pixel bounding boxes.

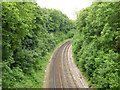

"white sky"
[36,0,94,20]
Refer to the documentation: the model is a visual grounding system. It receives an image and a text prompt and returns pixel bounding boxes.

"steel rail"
[62,41,71,88]
[66,43,79,88]
[51,41,70,88]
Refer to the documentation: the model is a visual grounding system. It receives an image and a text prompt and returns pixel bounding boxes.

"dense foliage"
[72,2,120,88]
[2,2,75,88]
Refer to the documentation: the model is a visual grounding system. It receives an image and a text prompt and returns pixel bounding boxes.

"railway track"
[43,40,89,88]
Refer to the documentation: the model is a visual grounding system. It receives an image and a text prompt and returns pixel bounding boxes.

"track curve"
[43,40,89,88]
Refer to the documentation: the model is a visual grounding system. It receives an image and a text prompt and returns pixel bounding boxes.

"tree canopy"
[72,2,120,88]
[2,2,75,88]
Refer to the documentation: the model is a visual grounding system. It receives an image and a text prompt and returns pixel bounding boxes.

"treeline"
[72,2,120,88]
[2,2,75,88]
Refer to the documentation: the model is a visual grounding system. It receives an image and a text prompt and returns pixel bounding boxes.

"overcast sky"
[36,0,94,20]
